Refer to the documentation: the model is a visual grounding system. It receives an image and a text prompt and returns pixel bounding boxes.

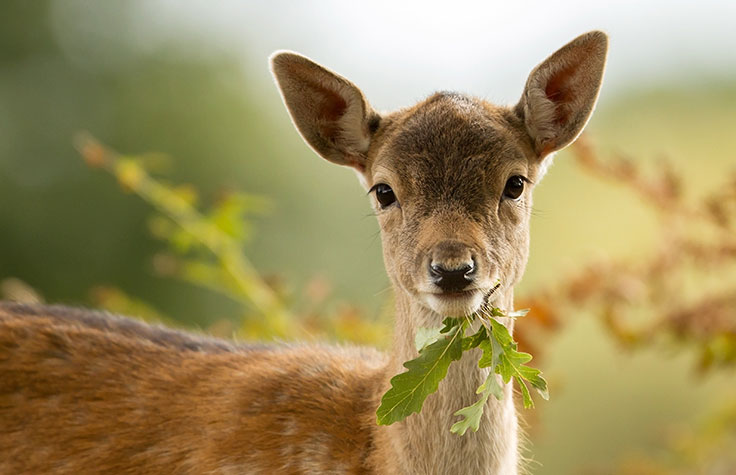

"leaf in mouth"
[376,318,465,426]
[376,305,549,435]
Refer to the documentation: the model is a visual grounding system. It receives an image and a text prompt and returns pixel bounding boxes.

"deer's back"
[0,302,388,474]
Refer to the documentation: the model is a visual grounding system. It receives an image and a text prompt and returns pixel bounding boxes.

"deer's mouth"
[440,290,477,298]
[422,288,487,317]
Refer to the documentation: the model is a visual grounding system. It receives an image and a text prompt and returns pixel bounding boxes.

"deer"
[0,31,607,474]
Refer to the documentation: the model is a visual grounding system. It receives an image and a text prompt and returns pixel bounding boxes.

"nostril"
[429,260,476,293]
[463,259,476,277]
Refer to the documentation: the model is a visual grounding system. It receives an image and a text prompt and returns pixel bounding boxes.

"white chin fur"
[423,291,485,318]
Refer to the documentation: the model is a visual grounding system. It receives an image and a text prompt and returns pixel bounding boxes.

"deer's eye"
[371,183,397,209]
[503,176,526,200]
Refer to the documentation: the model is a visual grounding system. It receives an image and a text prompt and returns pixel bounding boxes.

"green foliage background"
[1,2,735,473]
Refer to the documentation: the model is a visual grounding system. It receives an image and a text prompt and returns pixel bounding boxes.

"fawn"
[0,31,607,474]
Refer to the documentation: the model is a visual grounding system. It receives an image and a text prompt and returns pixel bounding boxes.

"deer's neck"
[378,289,519,475]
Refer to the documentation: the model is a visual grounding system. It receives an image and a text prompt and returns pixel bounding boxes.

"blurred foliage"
[515,138,736,473]
[0,0,359,328]
[518,137,736,371]
[74,134,388,345]
[589,401,736,474]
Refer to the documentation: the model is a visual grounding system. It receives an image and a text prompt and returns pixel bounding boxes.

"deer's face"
[271,31,607,317]
[366,94,538,316]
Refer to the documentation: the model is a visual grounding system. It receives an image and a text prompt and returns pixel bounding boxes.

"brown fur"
[0,31,608,474]
[0,302,387,474]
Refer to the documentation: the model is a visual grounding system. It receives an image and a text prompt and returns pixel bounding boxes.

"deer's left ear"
[516,31,608,158]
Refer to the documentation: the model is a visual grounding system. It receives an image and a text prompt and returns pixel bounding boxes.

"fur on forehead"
[367,92,535,181]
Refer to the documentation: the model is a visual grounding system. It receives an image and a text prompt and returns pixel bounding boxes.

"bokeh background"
[2,1,735,473]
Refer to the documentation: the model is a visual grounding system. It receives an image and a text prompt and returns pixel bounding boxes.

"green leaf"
[462,325,487,351]
[507,308,530,318]
[415,326,443,352]
[450,388,488,435]
[452,310,550,431]
[480,369,504,401]
[440,317,461,333]
[478,333,499,369]
[378,305,549,435]
[452,329,505,435]
[452,320,505,434]
[489,317,548,405]
[515,375,534,408]
[377,322,465,426]
[488,317,514,346]
[518,365,550,401]
[450,366,505,435]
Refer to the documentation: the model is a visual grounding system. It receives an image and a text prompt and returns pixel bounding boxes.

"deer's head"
[272,31,607,318]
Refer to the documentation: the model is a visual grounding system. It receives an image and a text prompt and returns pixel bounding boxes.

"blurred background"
[1,1,735,473]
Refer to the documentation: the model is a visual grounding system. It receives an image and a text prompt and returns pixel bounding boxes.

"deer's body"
[0,31,607,474]
[0,303,386,474]
[0,300,513,474]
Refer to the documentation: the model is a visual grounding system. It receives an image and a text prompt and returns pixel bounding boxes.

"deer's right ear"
[270,51,379,173]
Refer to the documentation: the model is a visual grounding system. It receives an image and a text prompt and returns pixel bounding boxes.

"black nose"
[429,260,476,293]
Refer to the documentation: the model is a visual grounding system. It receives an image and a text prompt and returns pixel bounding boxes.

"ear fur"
[270,51,379,171]
[516,31,608,158]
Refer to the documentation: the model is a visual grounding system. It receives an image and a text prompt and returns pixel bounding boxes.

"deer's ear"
[516,31,608,158]
[270,51,379,172]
